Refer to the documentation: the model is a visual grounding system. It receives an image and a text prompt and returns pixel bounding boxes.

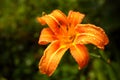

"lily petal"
[39,41,68,76]
[67,10,85,26]
[37,15,60,35]
[50,10,68,34]
[38,28,57,45]
[74,24,109,49]
[70,44,89,69]
[50,10,68,25]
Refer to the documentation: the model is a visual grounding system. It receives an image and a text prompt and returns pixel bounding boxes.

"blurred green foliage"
[0,0,120,80]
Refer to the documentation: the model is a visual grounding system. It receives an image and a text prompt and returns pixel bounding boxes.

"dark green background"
[0,0,120,80]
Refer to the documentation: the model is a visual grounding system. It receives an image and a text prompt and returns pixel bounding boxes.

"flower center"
[60,34,75,45]
[58,25,76,45]
[68,35,75,42]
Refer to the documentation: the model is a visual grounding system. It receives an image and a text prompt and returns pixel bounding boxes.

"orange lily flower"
[37,10,109,76]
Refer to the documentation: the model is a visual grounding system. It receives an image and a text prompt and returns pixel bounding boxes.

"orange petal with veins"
[67,10,85,26]
[37,15,60,35]
[39,41,68,76]
[50,10,68,25]
[74,24,109,49]
[38,28,57,45]
[70,44,89,69]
